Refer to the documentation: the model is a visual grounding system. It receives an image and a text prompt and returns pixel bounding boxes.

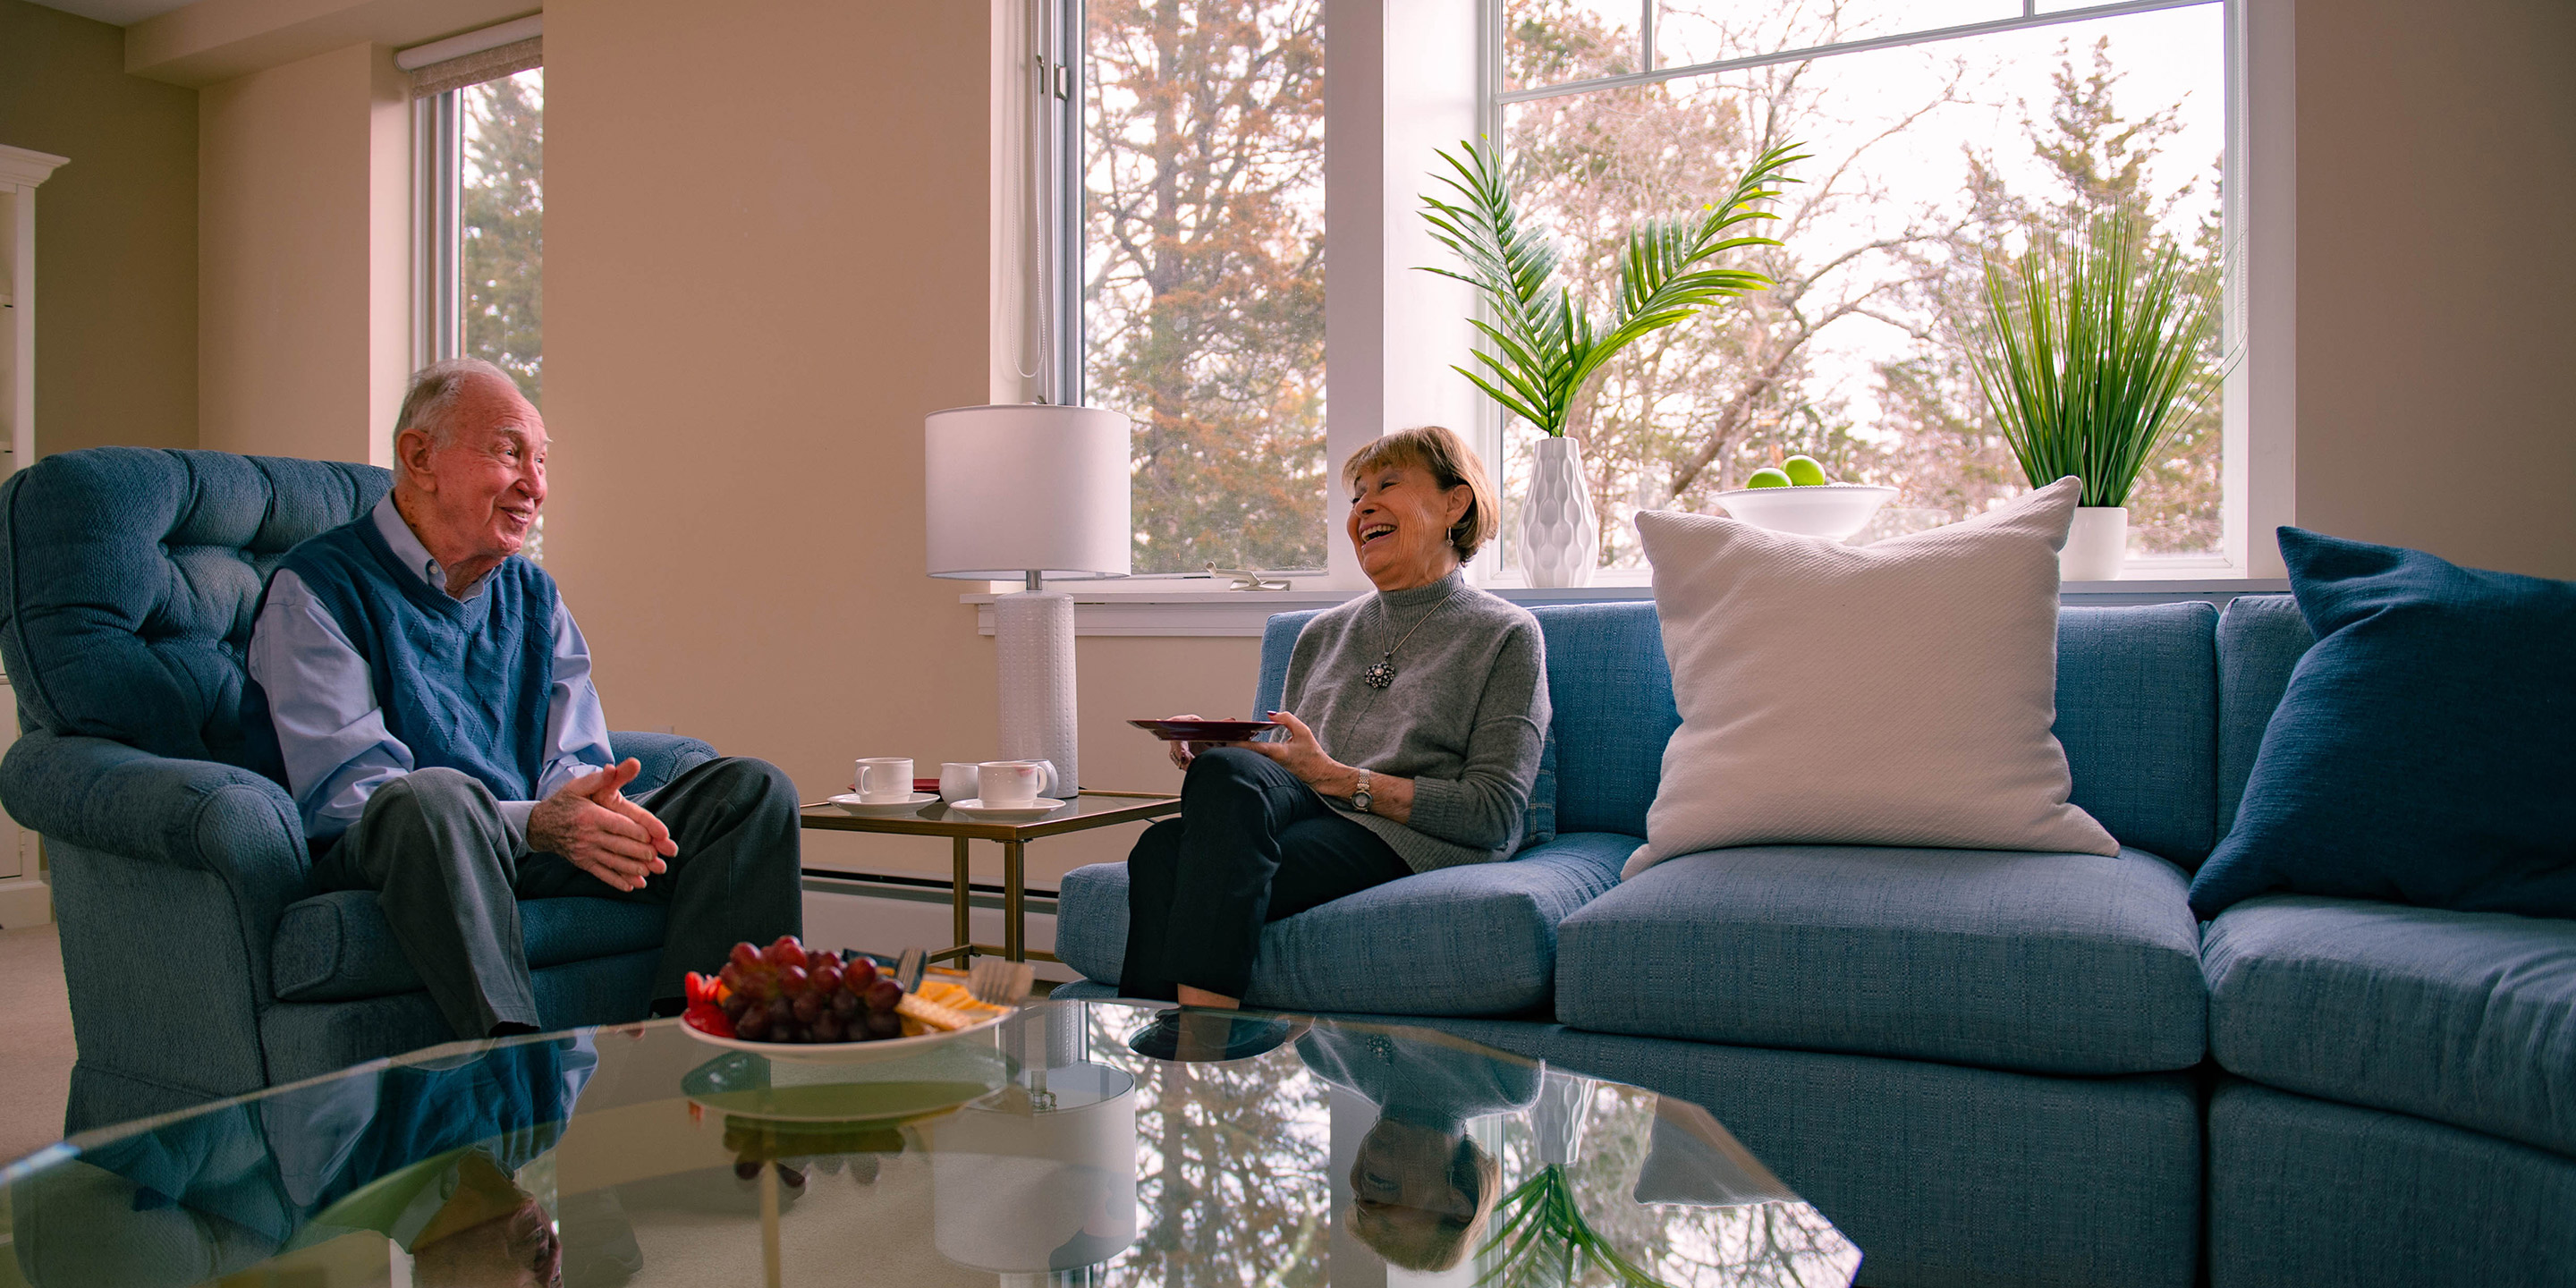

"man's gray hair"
[395,358,519,446]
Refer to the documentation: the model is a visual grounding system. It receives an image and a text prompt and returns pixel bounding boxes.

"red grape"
[776,964,809,995]
[809,960,843,993]
[812,1013,846,1042]
[729,942,762,972]
[792,993,824,1024]
[764,936,808,969]
[829,990,860,1019]
[735,1007,770,1039]
[863,1009,902,1039]
[865,979,902,1013]
[843,958,878,991]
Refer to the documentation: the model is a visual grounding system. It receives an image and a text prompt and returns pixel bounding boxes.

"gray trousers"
[312,758,804,1039]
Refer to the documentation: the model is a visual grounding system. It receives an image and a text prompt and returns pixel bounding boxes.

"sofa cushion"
[2055,602,2219,867]
[2204,894,2576,1158]
[271,890,669,1002]
[2191,530,2576,918]
[1556,844,2207,1074]
[2214,593,2311,837]
[1054,831,1634,1015]
[1623,479,2116,878]
[0,448,388,767]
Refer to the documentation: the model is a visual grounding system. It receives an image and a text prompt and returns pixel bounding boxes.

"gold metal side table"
[798,791,1181,965]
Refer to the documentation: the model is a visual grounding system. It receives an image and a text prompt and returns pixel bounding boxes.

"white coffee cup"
[938,762,980,803]
[978,760,1047,808]
[855,757,914,803]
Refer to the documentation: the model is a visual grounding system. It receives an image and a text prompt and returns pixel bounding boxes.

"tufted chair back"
[0,448,390,767]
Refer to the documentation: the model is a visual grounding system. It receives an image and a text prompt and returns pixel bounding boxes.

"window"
[1063,0,2242,589]
[1489,0,2231,574]
[412,21,543,555]
[422,66,545,407]
[1078,0,1329,576]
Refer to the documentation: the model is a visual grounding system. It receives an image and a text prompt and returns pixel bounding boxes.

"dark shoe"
[1126,1009,1292,1063]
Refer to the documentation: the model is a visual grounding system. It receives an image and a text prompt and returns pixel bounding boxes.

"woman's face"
[1346,462,1472,592]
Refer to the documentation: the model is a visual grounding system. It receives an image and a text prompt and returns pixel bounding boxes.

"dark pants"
[1120,747,1411,1002]
[313,758,804,1039]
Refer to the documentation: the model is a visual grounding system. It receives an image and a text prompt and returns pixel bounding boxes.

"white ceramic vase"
[2061,505,2129,581]
[1517,436,1599,588]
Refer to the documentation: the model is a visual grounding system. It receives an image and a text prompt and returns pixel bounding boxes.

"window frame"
[1046,0,2285,614]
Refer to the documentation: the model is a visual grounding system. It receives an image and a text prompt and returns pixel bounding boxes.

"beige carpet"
[0,924,72,1165]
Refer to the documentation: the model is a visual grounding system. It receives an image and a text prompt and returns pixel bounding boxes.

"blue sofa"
[0,448,716,1133]
[1055,597,2576,1288]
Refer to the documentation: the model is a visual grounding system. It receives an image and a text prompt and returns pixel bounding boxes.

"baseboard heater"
[801,869,1061,915]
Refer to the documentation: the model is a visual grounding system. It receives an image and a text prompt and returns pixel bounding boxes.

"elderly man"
[244,357,801,1040]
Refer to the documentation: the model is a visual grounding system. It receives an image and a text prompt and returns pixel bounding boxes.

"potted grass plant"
[1419,140,1803,587]
[1963,209,2218,580]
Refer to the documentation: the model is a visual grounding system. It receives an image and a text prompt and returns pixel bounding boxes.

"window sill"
[962,574,2290,636]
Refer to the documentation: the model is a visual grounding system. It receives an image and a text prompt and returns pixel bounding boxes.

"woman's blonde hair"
[1341,425,1502,560]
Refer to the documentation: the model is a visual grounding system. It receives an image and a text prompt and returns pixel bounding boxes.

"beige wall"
[2292,0,2576,578]
[197,39,409,465]
[540,0,1250,886]
[0,0,198,457]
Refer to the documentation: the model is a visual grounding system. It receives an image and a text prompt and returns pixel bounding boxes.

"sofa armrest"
[611,731,718,796]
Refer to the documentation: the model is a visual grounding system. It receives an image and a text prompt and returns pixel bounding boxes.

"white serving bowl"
[1713,483,1897,542]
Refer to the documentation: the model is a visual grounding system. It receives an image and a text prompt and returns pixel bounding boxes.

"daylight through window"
[1492,0,2230,572]
[1081,1,1328,576]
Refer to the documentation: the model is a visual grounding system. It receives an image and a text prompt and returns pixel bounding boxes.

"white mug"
[855,757,914,803]
[978,760,1047,808]
[938,762,980,803]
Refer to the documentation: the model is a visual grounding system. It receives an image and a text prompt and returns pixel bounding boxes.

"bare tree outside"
[1494,0,2225,569]
[1086,0,1329,574]
[462,68,544,410]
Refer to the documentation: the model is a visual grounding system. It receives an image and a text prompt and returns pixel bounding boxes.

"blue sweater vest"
[245,514,559,804]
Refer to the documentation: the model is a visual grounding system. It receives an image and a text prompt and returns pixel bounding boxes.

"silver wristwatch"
[1352,768,1374,814]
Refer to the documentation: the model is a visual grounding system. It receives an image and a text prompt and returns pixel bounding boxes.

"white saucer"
[948,797,1067,822]
[827,792,938,818]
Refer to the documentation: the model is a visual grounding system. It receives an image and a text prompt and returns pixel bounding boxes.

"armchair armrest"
[0,730,312,1031]
[611,731,718,796]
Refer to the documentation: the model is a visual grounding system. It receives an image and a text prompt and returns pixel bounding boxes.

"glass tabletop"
[798,792,1180,839]
[0,1002,1859,1287]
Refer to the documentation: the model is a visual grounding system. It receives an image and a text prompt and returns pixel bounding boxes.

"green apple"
[1782,454,1829,486]
[1746,467,1792,488]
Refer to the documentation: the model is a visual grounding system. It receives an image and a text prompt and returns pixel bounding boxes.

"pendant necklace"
[1363,588,1461,690]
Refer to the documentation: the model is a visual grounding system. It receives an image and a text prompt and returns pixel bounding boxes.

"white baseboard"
[0,877,51,928]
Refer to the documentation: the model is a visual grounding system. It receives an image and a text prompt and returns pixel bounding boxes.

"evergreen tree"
[462,71,545,410]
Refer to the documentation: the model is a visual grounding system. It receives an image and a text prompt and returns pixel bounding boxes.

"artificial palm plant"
[1418,140,1805,438]
[1962,209,2217,512]
[1416,139,1802,585]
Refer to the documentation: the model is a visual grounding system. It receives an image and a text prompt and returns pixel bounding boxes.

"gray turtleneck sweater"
[1280,569,1550,872]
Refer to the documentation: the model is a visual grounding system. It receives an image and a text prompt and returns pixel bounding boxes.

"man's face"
[407,376,548,565]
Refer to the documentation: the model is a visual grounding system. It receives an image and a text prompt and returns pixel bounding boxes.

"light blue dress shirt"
[247,496,615,845]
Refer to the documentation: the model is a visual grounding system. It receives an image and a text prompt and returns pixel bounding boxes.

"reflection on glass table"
[0,1001,1860,1287]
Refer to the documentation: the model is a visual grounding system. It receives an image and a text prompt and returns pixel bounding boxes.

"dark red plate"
[1129,717,1284,742]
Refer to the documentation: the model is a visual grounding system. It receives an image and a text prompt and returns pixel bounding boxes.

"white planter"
[1516,436,1599,588]
[2062,506,2129,581]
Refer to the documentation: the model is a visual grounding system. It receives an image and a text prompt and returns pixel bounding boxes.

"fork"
[966,957,1037,1008]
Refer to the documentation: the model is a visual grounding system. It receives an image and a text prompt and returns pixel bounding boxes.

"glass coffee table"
[0,1001,1860,1287]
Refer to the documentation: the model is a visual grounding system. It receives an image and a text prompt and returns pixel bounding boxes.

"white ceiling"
[33,0,196,25]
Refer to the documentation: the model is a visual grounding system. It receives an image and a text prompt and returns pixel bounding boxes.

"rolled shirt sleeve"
[247,572,614,848]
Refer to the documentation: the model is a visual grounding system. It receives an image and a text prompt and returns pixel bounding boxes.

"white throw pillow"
[1624,476,2115,878]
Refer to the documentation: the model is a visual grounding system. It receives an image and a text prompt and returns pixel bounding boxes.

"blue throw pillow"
[2188,529,2576,919]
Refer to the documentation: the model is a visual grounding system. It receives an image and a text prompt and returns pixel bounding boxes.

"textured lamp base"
[995,591,1080,792]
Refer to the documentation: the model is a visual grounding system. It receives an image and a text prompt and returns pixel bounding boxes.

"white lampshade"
[925,404,1132,580]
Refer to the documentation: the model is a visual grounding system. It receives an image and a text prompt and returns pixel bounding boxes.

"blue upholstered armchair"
[0,448,714,1132]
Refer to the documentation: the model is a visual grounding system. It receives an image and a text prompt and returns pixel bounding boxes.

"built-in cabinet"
[0,143,64,927]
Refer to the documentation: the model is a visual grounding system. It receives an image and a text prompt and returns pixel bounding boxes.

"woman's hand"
[1243,711,1347,788]
[1165,714,1227,771]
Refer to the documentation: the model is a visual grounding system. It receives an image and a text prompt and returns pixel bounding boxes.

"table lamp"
[925,404,1131,793]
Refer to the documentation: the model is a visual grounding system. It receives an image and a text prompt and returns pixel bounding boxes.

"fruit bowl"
[1713,483,1897,541]
[680,937,1012,1064]
[682,1003,1007,1064]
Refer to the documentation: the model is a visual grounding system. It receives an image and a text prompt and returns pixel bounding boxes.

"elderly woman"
[1121,425,1551,1036]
